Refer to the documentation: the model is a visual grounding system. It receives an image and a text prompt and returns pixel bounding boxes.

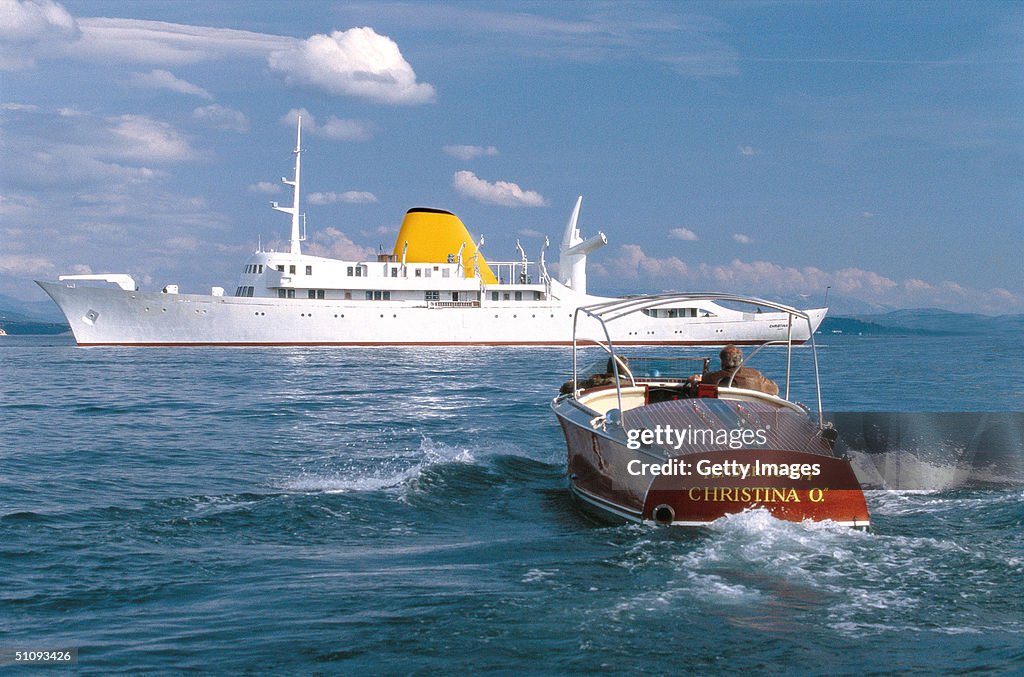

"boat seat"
[646,382,699,403]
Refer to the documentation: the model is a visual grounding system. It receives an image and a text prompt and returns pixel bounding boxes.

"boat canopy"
[571,292,824,421]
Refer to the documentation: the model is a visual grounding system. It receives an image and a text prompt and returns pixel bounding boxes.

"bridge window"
[425,290,440,301]
[289,265,296,274]
[277,265,285,272]
[306,265,313,275]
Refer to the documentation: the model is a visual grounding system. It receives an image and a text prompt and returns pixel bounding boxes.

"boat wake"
[595,500,1022,638]
[849,447,1024,490]
[278,436,477,495]
[276,433,562,499]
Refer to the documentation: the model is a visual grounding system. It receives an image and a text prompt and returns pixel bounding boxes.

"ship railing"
[428,300,481,309]
[489,260,542,285]
[570,292,823,425]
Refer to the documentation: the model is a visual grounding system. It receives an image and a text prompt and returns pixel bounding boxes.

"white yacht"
[38,120,827,346]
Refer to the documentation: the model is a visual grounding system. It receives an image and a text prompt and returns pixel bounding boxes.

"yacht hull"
[38,281,827,346]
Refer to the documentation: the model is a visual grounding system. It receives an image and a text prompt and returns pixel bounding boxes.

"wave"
[590,507,1023,639]
[278,436,477,495]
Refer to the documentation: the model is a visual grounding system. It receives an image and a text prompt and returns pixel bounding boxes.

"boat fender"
[820,425,839,449]
[653,504,675,526]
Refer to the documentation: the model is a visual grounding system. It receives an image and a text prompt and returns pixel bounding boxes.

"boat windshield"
[579,355,711,382]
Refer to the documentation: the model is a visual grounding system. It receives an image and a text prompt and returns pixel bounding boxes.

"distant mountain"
[0,293,70,335]
[822,309,1024,336]
[0,292,66,322]
[819,316,906,335]
[0,318,70,335]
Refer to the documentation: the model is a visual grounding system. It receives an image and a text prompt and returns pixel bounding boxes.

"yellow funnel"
[392,208,497,284]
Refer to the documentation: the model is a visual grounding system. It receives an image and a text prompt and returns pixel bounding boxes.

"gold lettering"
[687,487,812,503]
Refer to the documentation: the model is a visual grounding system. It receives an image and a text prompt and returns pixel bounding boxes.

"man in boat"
[693,345,779,396]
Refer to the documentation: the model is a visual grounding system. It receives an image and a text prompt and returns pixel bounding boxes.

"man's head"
[720,345,743,369]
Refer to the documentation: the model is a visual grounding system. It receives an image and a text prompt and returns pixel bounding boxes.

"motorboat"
[551,293,870,528]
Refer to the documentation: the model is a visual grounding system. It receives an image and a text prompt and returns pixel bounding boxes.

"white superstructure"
[38,119,827,346]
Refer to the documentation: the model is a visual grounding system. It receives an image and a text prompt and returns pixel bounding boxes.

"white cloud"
[280,108,373,141]
[127,69,212,99]
[733,233,753,244]
[304,226,375,260]
[367,5,739,77]
[0,0,79,70]
[106,115,197,163]
[903,278,932,292]
[163,236,199,251]
[1,102,39,111]
[589,244,1016,310]
[67,17,292,65]
[444,144,498,161]
[739,145,760,156]
[452,170,546,207]
[606,244,690,280]
[317,117,373,141]
[0,192,39,219]
[192,104,249,133]
[0,252,55,275]
[248,181,281,194]
[307,191,378,205]
[268,27,436,104]
[517,228,545,238]
[668,227,698,241]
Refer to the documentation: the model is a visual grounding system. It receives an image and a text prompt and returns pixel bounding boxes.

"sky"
[1,0,1022,314]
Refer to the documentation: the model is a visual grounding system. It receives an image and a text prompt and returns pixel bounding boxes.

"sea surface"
[1,333,1022,674]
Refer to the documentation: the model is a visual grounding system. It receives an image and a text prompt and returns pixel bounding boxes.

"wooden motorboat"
[551,293,870,528]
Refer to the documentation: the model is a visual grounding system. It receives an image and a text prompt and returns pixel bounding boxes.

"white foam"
[278,435,476,495]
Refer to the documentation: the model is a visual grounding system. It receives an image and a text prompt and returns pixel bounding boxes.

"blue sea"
[2,333,1022,674]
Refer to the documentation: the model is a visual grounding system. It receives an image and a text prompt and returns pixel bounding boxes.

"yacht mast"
[271,116,304,255]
